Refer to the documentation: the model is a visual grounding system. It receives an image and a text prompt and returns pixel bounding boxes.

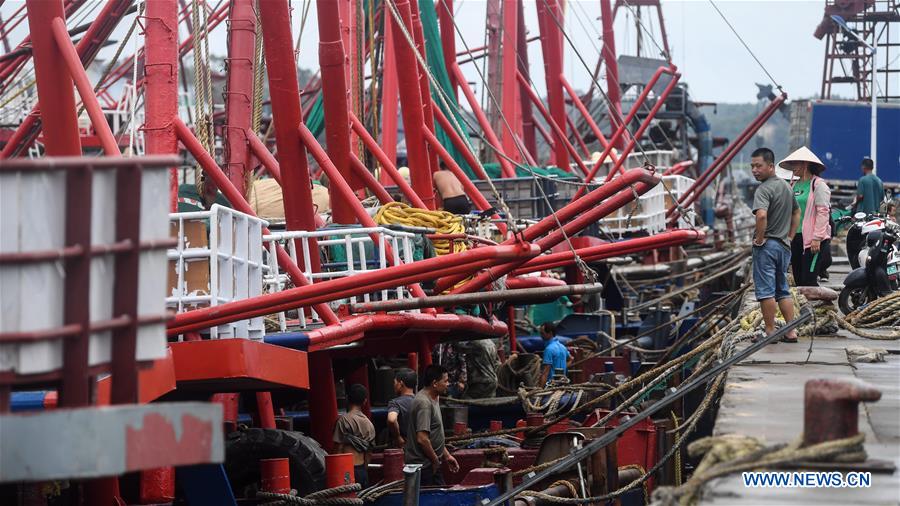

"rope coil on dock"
[652,433,866,506]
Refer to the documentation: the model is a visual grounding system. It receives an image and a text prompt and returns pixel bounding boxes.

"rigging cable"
[389,0,599,283]
[536,0,699,231]
[443,2,603,282]
[707,0,783,92]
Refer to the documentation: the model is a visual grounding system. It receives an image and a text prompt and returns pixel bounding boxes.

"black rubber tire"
[838,286,868,315]
[224,428,326,498]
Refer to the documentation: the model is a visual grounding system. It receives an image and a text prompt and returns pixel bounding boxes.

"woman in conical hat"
[778,147,832,286]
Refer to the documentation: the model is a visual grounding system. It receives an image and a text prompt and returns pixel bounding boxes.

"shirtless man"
[432,165,472,215]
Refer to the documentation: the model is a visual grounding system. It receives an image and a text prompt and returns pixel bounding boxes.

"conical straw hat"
[778,146,826,173]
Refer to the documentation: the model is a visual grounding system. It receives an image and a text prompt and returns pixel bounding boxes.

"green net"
[305,94,325,139]
[416,0,475,178]
[480,163,576,180]
[304,1,571,184]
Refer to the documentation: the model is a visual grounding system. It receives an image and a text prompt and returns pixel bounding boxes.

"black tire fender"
[224,428,327,498]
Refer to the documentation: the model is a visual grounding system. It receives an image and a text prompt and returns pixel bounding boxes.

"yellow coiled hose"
[374,202,467,255]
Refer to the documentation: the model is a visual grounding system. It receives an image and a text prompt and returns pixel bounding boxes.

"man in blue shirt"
[855,158,884,215]
[539,323,571,385]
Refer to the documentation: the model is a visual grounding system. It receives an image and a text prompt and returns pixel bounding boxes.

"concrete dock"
[700,259,900,505]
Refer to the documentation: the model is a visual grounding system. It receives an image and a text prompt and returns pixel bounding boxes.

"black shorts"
[420,465,446,486]
[442,195,472,215]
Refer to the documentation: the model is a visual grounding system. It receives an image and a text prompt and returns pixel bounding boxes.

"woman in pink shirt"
[779,147,832,286]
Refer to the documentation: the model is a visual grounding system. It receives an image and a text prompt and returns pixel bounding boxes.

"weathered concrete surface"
[0,402,223,482]
[699,262,900,505]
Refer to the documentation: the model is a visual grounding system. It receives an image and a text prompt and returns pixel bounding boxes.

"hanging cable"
[129,0,144,156]
[707,0,783,92]
[388,0,602,283]
[618,0,669,61]
[384,0,517,234]
[536,0,699,230]
[441,3,602,282]
[251,0,265,134]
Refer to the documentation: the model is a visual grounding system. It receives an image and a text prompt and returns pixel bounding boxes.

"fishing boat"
[1,1,897,505]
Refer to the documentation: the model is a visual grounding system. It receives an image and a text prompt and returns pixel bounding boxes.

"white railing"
[663,175,696,229]
[0,87,36,126]
[167,205,268,340]
[599,183,667,234]
[263,226,418,331]
[0,161,170,376]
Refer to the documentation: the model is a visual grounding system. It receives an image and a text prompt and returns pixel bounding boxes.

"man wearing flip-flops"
[750,147,800,344]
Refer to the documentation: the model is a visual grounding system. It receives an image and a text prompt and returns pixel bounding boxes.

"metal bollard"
[383,449,405,483]
[803,378,882,447]
[402,464,422,506]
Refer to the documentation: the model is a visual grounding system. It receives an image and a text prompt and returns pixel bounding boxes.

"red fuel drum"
[326,453,356,488]
[260,458,291,494]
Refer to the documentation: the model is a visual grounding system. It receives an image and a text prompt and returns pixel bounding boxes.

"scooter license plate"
[888,264,898,275]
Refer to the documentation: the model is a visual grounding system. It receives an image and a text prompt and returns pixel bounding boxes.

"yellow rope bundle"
[374,202,467,255]
[739,287,805,331]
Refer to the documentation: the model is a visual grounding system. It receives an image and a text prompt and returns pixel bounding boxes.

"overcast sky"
[286,0,833,103]
[4,0,890,104]
[452,0,829,103]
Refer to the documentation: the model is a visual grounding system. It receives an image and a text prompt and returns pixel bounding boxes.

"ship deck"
[700,258,900,505]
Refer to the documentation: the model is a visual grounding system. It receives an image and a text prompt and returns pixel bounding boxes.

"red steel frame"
[600,0,623,137]
[536,0,568,168]
[450,63,517,178]
[3,0,722,453]
[516,0,537,161]
[433,167,662,294]
[390,0,436,208]
[380,10,399,177]
[318,0,362,225]
[513,229,703,274]
[517,71,589,176]
[222,0,256,198]
[25,0,88,406]
[572,65,679,198]
[667,93,787,224]
[500,0,520,160]
[1,0,132,159]
[144,0,180,212]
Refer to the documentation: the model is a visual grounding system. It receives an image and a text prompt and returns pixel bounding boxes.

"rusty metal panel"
[0,402,223,482]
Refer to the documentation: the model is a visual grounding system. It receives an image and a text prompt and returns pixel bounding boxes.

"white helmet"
[861,218,886,236]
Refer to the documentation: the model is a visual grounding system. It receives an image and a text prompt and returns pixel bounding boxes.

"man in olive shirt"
[750,148,800,343]
[456,339,500,399]
[404,364,459,485]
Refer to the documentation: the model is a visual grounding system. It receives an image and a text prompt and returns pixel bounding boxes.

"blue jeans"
[752,238,791,301]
